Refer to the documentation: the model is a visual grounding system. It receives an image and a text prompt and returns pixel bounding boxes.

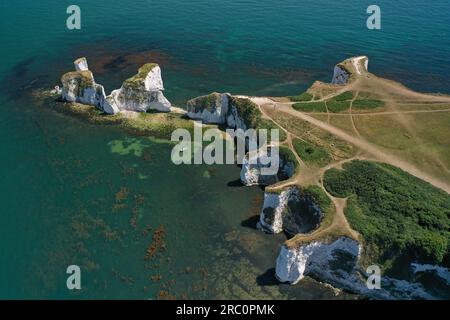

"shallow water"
[0,0,449,299]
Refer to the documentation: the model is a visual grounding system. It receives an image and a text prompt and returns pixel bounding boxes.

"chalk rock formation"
[186,92,230,124]
[61,58,119,114]
[186,93,260,130]
[74,57,89,71]
[258,186,323,235]
[276,237,361,285]
[106,63,171,112]
[276,236,439,299]
[240,148,295,186]
[331,56,369,84]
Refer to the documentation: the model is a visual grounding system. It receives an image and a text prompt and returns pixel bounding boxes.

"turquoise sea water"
[0,0,449,299]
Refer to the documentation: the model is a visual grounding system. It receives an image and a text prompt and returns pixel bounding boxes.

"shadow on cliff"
[227,179,244,187]
[241,215,260,229]
[256,268,279,286]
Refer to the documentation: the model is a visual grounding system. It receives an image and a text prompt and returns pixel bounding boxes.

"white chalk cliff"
[186,93,257,130]
[258,186,323,235]
[61,61,115,114]
[331,56,368,84]
[60,58,171,115]
[240,149,295,186]
[275,237,440,299]
[106,63,171,113]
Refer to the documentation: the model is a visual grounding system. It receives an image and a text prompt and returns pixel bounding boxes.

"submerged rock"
[258,186,323,235]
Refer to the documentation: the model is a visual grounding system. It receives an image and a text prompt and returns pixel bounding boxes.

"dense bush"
[327,100,350,113]
[289,92,313,102]
[292,138,330,165]
[324,160,450,269]
[334,91,354,101]
[352,99,384,109]
[292,102,327,112]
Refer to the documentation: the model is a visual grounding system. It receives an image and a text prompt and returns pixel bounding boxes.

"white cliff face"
[275,237,440,299]
[258,189,293,234]
[411,263,450,285]
[144,65,164,91]
[226,104,247,130]
[74,57,89,71]
[106,64,171,113]
[259,186,323,235]
[331,56,369,84]
[276,237,361,285]
[240,149,295,187]
[331,66,351,85]
[186,93,230,124]
[240,150,279,186]
[185,93,253,131]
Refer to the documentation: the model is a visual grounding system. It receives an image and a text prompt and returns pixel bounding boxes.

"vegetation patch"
[292,101,327,112]
[279,146,299,173]
[292,138,330,166]
[324,160,450,273]
[186,92,221,113]
[352,99,385,109]
[229,96,261,128]
[289,92,313,102]
[255,119,287,142]
[52,100,194,139]
[334,91,354,101]
[123,63,158,90]
[326,100,350,113]
[304,185,332,212]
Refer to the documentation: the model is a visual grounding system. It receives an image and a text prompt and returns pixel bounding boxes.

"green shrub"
[229,96,261,128]
[304,185,332,211]
[292,138,330,165]
[324,160,450,271]
[289,92,313,102]
[334,91,354,101]
[292,102,327,112]
[327,100,350,113]
[353,99,385,109]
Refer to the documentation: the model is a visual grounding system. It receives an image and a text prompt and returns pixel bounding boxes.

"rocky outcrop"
[61,59,171,115]
[276,237,440,299]
[61,69,116,114]
[186,92,230,124]
[331,65,351,85]
[258,186,323,235]
[240,148,296,186]
[106,63,171,113]
[74,57,89,71]
[276,237,361,285]
[331,56,369,84]
[61,58,118,114]
[186,93,260,130]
